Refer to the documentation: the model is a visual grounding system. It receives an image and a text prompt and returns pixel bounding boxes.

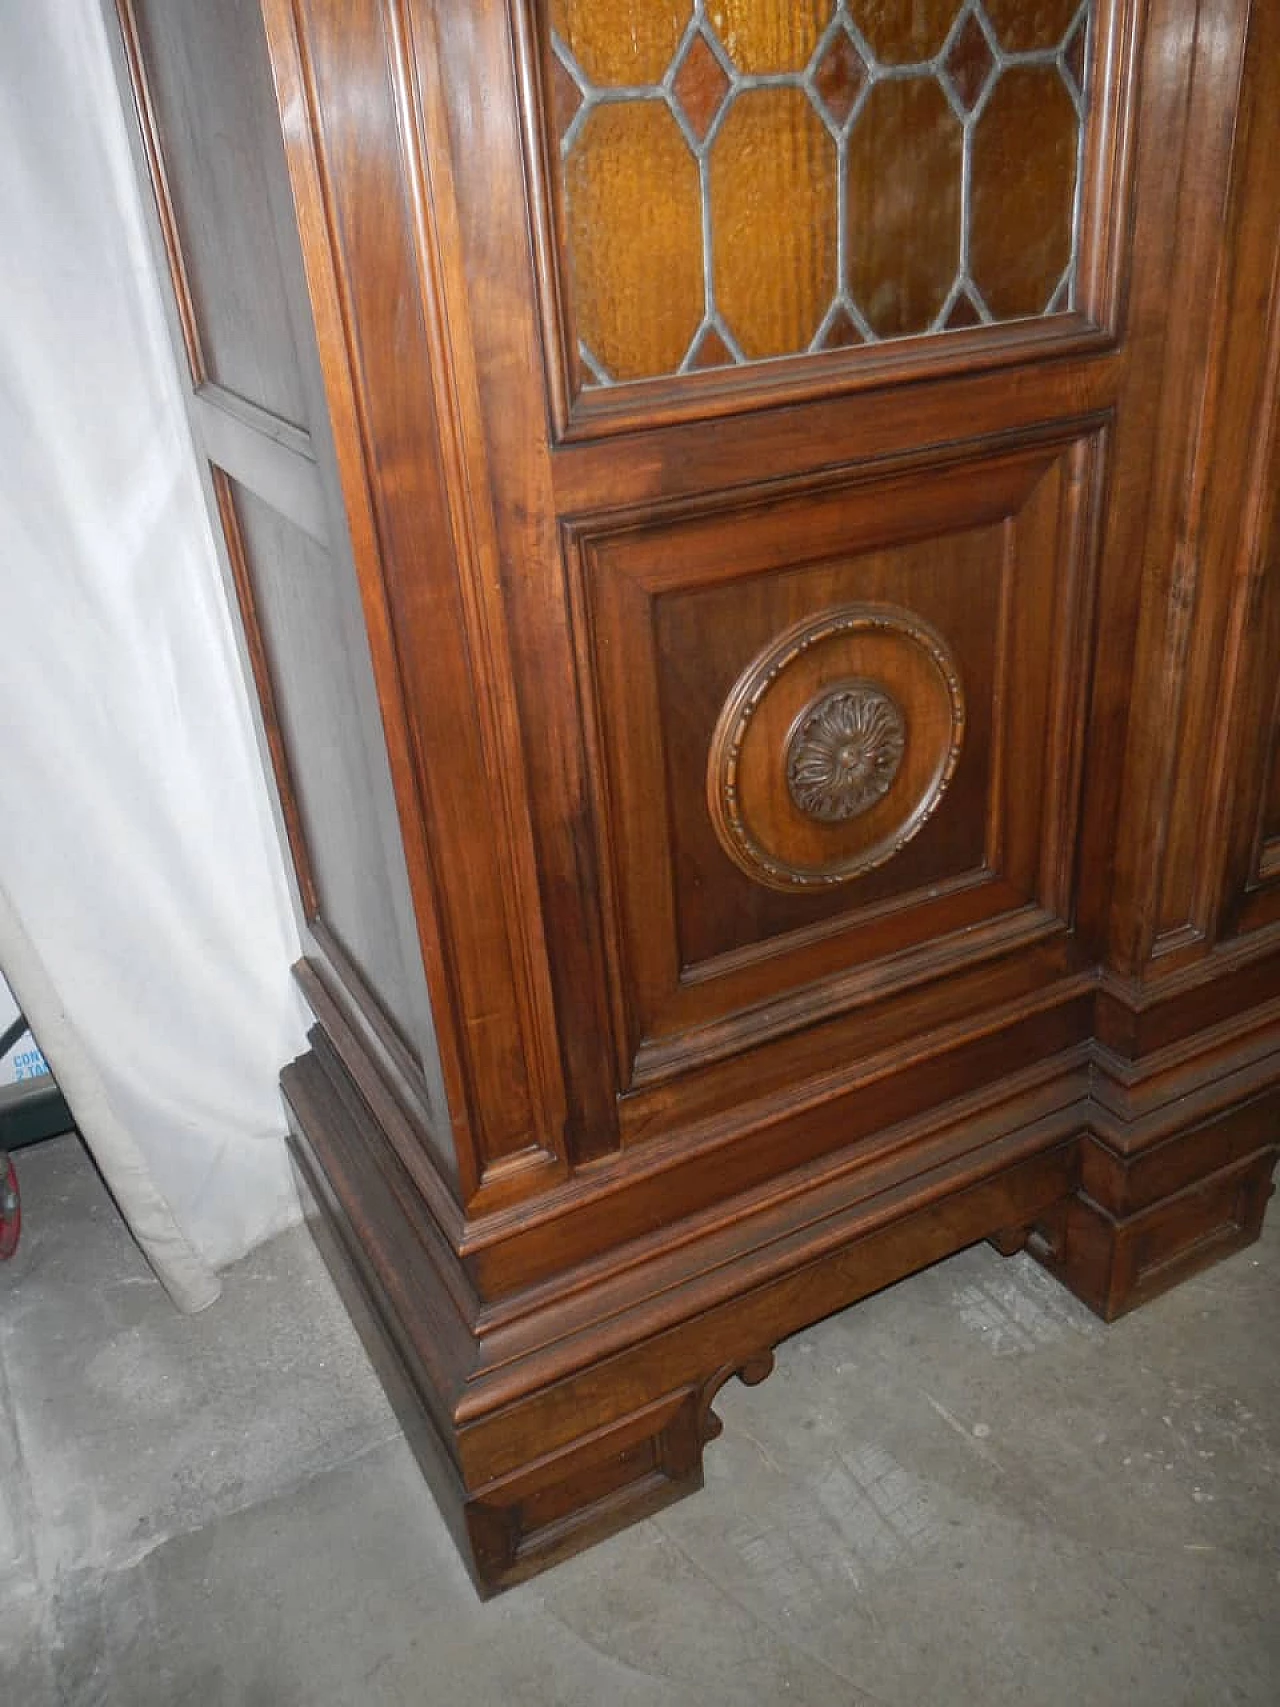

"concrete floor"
[1,1135,1276,1705]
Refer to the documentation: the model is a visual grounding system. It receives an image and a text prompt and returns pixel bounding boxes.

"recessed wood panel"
[1228,545,1280,927]
[224,481,452,1150]
[571,430,1102,1088]
[127,0,316,424]
[1262,722,1280,863]
[1254,450,1280,886]
[1158,369,1280,946]
[1197,16,1280,950]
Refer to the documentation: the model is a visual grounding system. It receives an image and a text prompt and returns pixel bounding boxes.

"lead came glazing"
[550,0,1093,384]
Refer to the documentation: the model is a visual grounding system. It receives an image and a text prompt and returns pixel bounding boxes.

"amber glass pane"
[983,0,1082,52]
[551,0,691,86]
[846,78,962,338]
[850,0,956,64]
[711,88,838,360]
[971,66,1079,320]
[565,102,703,379]
[707,0,831,73]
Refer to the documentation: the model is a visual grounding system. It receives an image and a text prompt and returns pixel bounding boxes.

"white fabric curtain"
[0,0,309,1307]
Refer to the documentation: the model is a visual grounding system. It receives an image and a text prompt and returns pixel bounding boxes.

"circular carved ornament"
[786,683,906,822]
[706,603,965,891]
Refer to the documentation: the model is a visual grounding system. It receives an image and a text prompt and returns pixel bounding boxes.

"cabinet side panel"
[254,0,574,1202]
[1104,0,1280,961]
[120,0,456,1163]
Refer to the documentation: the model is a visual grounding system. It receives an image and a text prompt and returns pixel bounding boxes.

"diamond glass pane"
[550,0,1094,388]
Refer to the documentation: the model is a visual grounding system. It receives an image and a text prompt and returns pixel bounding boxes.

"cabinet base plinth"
[283,1030,1278,1595]
[1023,1118,1279,1321]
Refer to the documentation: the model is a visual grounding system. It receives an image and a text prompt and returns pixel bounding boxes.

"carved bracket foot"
[698,1349,778,1443]
[463,1349,780,1595]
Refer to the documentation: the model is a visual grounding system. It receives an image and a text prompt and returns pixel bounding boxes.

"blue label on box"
[12,1047,49,1082]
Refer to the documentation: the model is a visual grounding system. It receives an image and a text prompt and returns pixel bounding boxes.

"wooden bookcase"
[112,0,1279,1595]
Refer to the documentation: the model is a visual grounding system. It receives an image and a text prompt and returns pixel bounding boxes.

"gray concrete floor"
[1,1134,1277,1705]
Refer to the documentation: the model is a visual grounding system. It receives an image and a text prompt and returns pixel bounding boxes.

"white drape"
[0,0,309,1306]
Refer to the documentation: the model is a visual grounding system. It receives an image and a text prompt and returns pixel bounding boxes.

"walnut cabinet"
[114,0,1280,1594]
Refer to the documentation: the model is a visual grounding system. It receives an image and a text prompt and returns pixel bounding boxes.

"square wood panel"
[569,430,1102,1089]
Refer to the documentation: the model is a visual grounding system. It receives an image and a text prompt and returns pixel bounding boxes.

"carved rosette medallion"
[786,683,906,822]
[706,603,965,891]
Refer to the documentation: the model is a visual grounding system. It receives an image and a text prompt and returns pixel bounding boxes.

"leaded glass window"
[547,0,1093,385]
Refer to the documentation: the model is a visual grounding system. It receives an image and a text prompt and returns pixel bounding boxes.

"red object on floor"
[0,1154,19,1259]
